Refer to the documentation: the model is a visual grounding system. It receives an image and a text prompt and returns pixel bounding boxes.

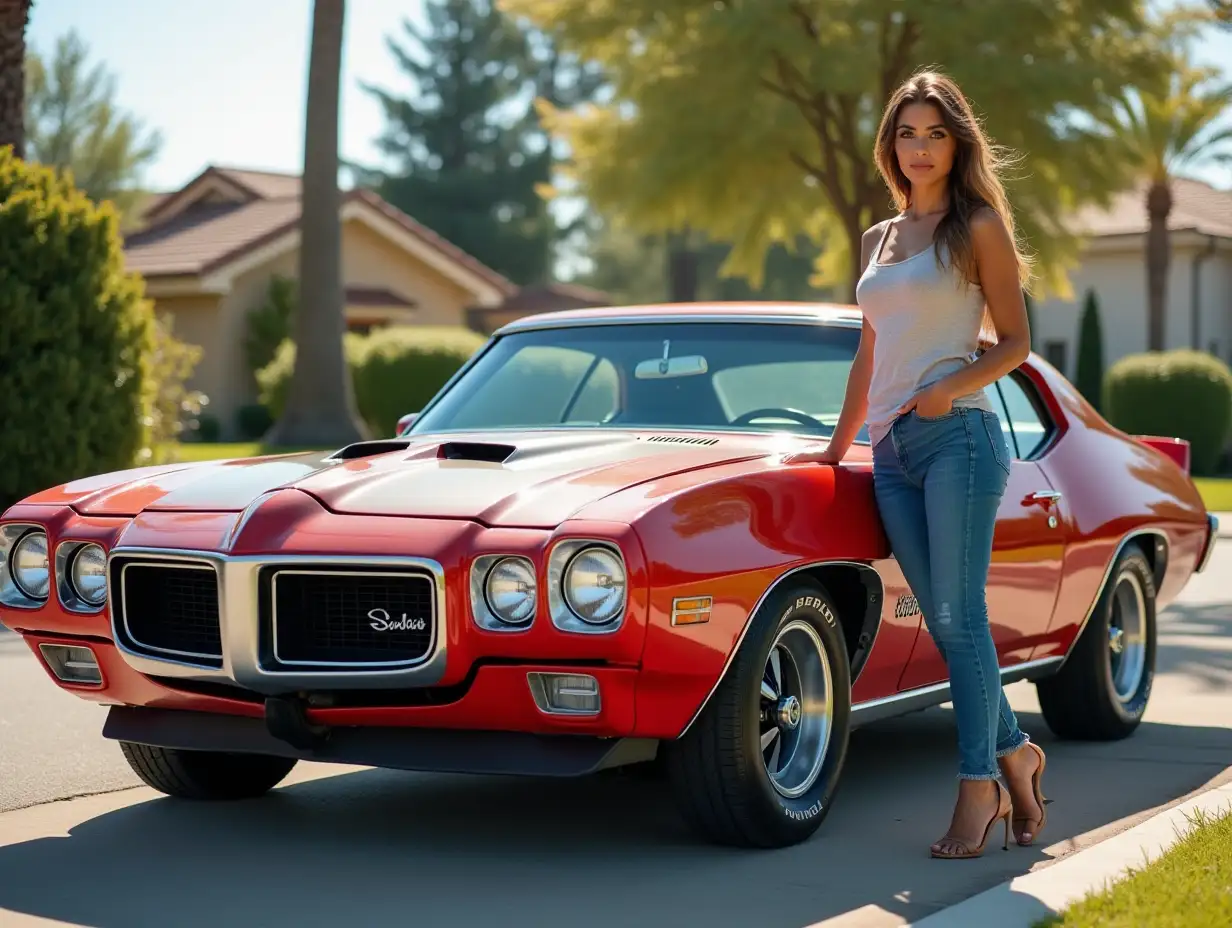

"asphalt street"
[0,540,1229,928]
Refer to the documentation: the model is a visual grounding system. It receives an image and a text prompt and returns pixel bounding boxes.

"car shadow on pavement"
[1,704,1230,928]
[1157,600,1232,690]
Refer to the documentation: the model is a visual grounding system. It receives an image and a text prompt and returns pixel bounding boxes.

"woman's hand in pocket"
[898,383,953,418]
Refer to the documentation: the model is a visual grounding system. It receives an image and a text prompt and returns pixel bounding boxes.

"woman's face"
[894,101,956,188]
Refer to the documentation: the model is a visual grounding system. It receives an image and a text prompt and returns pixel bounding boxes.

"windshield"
[411,321,867,440]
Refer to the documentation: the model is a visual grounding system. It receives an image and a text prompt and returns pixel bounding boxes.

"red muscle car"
[0,303,1217,848]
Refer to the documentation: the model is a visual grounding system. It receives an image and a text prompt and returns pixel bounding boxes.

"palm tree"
[265,0,369,447]
[0,0,33,158]
[1099,16,1232,352]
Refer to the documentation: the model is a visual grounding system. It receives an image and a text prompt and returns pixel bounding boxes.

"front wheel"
[120,742,298,800]
[1037,545,1157,741]
[664,580,852,848]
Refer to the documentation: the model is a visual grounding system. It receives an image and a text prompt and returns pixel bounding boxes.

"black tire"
[119,742,298,800]
[664,580,852,848]
[1037,544,1157,741]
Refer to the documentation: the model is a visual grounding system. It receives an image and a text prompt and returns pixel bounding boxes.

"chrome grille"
[113,559,222,665]
[264,568,436,668]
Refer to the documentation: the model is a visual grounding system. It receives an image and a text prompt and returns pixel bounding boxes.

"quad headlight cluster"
[470,540,627,634]
[0,525,107,611]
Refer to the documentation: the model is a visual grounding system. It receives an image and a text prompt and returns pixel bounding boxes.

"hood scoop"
[437,441,518,463]
[328,439,413,461]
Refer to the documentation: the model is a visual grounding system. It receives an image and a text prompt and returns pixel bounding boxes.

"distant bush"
[1104,349,1232,475]
[143,314,210,459]
[235,403,274,440]
[0,150,155,509]
[257,325,486,437]
[244,275,295,377]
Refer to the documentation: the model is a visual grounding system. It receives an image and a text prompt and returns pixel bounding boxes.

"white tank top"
[855,219,993,448]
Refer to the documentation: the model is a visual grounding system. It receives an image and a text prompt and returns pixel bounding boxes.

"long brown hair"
[872,69,1033,304]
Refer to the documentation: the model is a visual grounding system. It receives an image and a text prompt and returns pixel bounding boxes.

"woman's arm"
[783,223,883,464]
[897,208,1031,417]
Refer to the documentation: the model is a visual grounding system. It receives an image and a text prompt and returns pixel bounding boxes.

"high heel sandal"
[930,781,1013,860]
[1012,741,1048,846]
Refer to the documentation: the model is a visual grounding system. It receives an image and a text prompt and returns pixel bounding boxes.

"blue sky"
[26,0,1232,194]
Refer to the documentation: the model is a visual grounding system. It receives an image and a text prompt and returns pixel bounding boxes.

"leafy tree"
[1075,288,1105,410]
[0,0,32,158]
[501,0,1165,300]
[24,30,162,221]
[265,0,369,447]
[1091,11,1232,351]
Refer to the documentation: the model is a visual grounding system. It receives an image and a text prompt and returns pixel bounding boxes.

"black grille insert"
[117,561,222,663]
[266,568,436,667]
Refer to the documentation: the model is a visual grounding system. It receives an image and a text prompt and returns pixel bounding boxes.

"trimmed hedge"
[1104,349,1232,476]
[0,149,155,509]
[257,325,486,437]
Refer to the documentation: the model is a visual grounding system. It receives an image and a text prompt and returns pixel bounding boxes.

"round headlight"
[11,531,50,599]
[564,546,626,624]
[485,557,536,625]
[71,543,108,606]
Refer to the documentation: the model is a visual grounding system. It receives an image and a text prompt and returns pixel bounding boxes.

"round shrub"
[256,325,485,438]
[0,149,154,510]
[353,326,486,436]
[1103,349,1232,475]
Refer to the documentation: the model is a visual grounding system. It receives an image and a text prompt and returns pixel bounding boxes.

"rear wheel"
[664,580,852,847]
[1037,545,1156,741]
[120,742,298,800]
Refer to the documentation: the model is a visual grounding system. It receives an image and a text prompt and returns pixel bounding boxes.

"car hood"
[42,431,795,527]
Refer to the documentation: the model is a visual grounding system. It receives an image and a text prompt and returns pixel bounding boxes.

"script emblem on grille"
[367,607,428,632]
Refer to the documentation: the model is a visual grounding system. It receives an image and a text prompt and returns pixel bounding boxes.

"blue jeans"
[872,406,1029,780]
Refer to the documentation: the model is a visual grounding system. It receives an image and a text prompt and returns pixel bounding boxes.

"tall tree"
[502,0,1165,301]
[1093,12,1232,351]
[25,30,162,220]
[265,0,368,448]
[0,0,32,158]
[360,2,602,285]
[1075,288,1105,410]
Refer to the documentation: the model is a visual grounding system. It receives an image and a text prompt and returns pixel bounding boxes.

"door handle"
[1027,489,1062,529]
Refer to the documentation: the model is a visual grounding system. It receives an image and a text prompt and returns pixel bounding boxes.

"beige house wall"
[146,218,486,439]
[340,218,475,326]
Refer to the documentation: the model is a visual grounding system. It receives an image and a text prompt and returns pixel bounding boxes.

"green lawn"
[1193,478,1232,512]
[173,442,325,462]
[1034,804,1232,927]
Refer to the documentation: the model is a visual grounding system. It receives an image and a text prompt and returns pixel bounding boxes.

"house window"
[1043,340,1067,376]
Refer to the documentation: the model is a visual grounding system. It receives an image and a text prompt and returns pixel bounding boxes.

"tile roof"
[125,198,300,276]
[1069,176,1232,239]
[123,165,515,295]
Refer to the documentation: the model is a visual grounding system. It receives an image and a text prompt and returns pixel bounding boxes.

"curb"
[905,779,1232,927]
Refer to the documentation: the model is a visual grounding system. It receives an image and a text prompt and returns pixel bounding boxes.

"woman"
[784,69,1047,859]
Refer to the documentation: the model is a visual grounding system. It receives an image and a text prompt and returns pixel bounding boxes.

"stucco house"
[122,165,519,438]
[1032,177,1232,377]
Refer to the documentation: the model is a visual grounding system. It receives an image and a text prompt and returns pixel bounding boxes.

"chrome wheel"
[1108,571,1147,703]
[758,619,834,799]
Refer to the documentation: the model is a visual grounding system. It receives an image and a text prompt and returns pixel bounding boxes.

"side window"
[982,383,1016,456]
[997,373,1053,459]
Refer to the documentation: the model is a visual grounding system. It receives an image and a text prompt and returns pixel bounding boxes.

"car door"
[897,369,1069,690]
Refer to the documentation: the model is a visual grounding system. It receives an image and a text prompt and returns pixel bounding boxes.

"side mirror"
[395,412,419,437]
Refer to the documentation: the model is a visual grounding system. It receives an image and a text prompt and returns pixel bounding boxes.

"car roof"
[493,301,865,335]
